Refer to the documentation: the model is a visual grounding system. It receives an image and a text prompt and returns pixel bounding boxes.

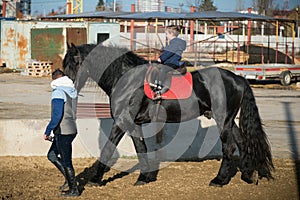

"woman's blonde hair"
[166,25,181,37]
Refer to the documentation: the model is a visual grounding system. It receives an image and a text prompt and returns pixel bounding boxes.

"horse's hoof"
[209,177,223,187]
[241,176,253,184]
[241,170,258,184]
[209,181,223,187]
[134,180,147,186]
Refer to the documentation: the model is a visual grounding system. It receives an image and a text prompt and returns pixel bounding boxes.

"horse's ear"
[67,43,79,55]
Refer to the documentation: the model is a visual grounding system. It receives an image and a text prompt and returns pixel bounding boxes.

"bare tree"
[185,0,202,8]
[185,0,217,11]
[252,0,274,16]
[96,0,105,11]
[199,0,217,11]
[236,0,245,11]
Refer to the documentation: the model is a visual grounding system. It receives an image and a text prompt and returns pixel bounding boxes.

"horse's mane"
[63,43,148,94]
[64,44,147,77]
[96,45,147,71]
[82,45,148,87]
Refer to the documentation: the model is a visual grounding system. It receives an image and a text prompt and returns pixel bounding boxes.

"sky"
[31,0,300,16]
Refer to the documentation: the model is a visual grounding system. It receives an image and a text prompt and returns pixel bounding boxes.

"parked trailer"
[234,64,300,86]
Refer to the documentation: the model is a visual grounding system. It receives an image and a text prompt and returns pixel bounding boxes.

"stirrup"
[149,82,162,90]
[153,91,162,101]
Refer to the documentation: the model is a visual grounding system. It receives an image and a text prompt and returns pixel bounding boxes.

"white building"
[0,0,31,18]
[0,0,17,18]
[135,0,165,12]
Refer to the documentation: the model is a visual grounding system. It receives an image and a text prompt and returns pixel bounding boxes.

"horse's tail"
[239,81,274,180]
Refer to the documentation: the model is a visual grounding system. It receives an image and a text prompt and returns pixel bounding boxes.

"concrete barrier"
[0,117,222,160]
[0,119,91,157]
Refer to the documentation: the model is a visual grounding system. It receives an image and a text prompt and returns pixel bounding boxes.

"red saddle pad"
[144,72,193,100]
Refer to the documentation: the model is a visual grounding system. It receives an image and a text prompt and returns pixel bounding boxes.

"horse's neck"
[87,46,145,96]
[91,63,125,96]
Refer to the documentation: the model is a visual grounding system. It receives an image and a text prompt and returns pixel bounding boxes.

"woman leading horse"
[63,43,274,187]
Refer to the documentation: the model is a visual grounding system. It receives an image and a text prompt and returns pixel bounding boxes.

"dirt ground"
[0,156,299,200]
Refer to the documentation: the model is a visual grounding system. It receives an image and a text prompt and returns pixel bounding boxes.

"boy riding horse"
[154,25,186,100]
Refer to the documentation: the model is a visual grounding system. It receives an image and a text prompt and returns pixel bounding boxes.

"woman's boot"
[60,167,79,197]
[52,160,69,191]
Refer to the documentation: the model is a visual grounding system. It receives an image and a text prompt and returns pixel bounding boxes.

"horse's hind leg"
[231,123,258,184]
[130,125,157,185]
[210,127,238,187]
[90,123,125,185]
[212,123,259,186]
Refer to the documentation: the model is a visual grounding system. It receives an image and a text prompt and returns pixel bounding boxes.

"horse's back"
[192,67,246,119]
[193,67,246,90]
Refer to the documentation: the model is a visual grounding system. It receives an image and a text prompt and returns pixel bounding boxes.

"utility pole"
[113,0,116,12]
[236,0,244,11]
[296,6,299,37]
[2,1,7,17]
[179,3,183,13]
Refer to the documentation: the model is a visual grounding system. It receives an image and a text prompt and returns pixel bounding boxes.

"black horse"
[63,43,274,187]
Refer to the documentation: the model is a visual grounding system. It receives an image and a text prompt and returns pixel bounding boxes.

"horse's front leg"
[210,128,238,187]
[89,122,125,185]
[130,125,157,185]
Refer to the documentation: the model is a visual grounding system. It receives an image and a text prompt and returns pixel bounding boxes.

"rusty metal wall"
[0,21,17,68]
[0,20,30,69]
[66,28,87,46]
[0,21,120,69]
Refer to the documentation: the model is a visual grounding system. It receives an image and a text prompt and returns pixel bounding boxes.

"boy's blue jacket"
[159,37,186,66]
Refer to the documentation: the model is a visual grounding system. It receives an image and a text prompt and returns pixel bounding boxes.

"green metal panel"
[31,28,64,70]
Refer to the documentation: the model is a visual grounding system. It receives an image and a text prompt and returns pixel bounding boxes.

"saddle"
[144,63,193,100]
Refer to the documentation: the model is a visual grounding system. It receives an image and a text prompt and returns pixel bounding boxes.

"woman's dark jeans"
[47,134,76,168]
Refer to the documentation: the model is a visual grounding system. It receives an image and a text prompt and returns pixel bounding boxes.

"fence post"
[247,7,252,45]
[130,4,135,51]
[190,6,195,52]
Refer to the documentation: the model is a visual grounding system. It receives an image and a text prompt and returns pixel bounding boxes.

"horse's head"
[63,43,83,82]
[63,43,97,91]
